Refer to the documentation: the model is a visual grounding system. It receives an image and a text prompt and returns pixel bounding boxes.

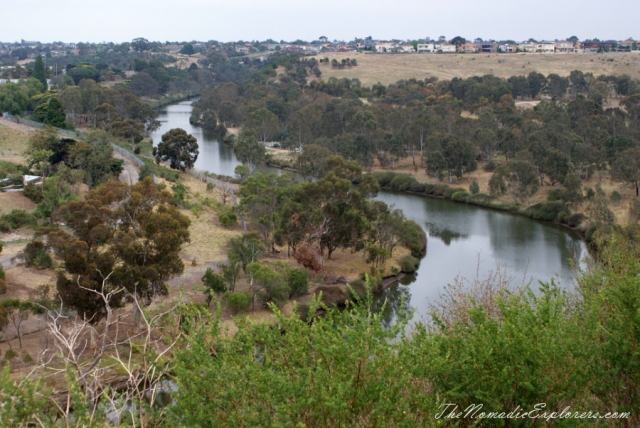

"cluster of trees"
[57,80,159,134]
[0,76,47,115]
[21,128,124,222]
[236,156,426,272]
[190,68,640,207]
[31,178,191,322]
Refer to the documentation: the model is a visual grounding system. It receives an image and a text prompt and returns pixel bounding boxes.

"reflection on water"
[150,101,286,177]
[153,101,591,324]
[374,190,590,323]
[425,222,467,246]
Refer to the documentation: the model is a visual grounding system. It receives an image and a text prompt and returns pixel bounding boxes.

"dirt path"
[113,152,139,184]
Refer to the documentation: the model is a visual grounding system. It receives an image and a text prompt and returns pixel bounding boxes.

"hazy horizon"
[2,0,638,44]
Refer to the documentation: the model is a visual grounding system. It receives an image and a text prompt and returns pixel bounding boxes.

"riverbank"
[148,92,200,110]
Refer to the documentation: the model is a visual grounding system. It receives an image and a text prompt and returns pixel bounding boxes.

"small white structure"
[23,175,42,185]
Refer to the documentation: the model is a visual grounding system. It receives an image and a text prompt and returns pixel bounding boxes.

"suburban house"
[375,42,399,53]
[235,45,250,54]
[399,42,415,53]
[617,39,634,52]
[417,43,435,52]
[458,42,478,53]
[536,42,555,53]
[518,42,537,52]
[435,42,456,53]
[497,42,516,53]
[477,42,498,53]
[554,41,577,53]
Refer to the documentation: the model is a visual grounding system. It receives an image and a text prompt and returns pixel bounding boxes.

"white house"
[375,42,399,53]
[435,42,456,53]
[536,42,555,53]
[417,43,435,52]
[518,42,536,52]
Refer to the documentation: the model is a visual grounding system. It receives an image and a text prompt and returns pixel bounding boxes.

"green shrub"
[359,272,383,294]
[525,201,567,221]
[398,255,420,273]
[133,146,141,155]
[610,191,621,202]
[223,291,252,314]
[451,190,469,202]
[1,210,37,231]
[372,171,398,188]
[288,269,309,298]
[408,181,426,193]
[295,302,314,323]
[170,183,190,207]
[470,181,480,195]
[557,210,570,224]
[23,183,44,203]
[389,174,416,192]
[547,188,561,201]
[218,212,237,227]
[0,278,6,294]
[347,279,367,301]
[24,241,52,269]
[585,187,595,199]
[567,213,586,228]
[484,160,497,172]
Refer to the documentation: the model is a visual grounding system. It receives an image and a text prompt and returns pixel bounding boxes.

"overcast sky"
[2,0,638,43]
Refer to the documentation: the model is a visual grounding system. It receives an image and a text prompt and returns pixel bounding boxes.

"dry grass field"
[0,120,32,164]
[310,52,640,87]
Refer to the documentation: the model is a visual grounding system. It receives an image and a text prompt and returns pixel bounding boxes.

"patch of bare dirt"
[0,192,37,215]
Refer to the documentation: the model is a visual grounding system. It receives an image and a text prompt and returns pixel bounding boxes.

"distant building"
[417,43,435,53]
[399,42,415,53]
[458,42,478,54]
[375,42,399,53]
[617,39,634,52]
[435,42,456,53]
[497,42,517,53]
[555,41,577,53]
[518,42,536,52]
[477,42,498,53]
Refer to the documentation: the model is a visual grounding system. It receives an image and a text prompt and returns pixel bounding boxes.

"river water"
[152,101,590,324]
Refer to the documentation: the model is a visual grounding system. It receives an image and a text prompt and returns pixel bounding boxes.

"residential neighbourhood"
[0,36,637,62]
[0,35,638,83]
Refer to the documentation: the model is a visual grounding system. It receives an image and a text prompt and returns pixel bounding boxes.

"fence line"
[2,113,85,139]
[110,143,145,168]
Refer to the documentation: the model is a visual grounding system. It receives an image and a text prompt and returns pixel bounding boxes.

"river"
[152,101,590,324]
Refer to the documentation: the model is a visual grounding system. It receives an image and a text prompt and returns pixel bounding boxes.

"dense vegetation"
[194,71,640,213]
[0,226,637,426]
[2,42,640,425]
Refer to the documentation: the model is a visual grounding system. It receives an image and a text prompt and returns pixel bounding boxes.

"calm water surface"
[153,100,590,324]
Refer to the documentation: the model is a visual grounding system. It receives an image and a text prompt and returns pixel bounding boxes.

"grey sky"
[2,0,638,43]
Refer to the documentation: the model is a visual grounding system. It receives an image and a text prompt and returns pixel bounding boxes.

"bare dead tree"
[37,269,182,426]
[213,181,234,205]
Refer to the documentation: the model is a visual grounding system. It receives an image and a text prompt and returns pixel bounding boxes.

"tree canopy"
[39,178,190,322]
[155,128,199,171]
